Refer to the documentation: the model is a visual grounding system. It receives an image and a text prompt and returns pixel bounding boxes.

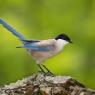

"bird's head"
[55,34,73,45]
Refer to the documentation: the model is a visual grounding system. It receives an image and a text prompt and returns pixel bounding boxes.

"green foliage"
[0,0,95,88]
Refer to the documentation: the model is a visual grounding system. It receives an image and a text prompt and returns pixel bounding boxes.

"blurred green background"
[0,0,95,89]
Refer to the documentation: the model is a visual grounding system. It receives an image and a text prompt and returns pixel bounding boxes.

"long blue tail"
[0,19,25,40]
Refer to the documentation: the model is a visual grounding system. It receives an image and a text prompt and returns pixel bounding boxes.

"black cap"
[55,34,73,43]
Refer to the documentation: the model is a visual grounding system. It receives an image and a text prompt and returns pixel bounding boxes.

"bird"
[0,19,72,75]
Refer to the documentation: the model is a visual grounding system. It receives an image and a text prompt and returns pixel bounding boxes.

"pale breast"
[31,51,54,64]
[27,40,64,64]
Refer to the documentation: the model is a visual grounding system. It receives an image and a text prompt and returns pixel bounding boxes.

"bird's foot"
[44,72,55,77]
[37,64,55,76]
[38,71,54,77]
[38,70,45,74]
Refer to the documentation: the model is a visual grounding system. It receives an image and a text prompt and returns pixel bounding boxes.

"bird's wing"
[18,39,56,52]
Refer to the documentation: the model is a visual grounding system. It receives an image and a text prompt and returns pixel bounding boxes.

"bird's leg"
[42,64,54,76]
[37,64,45,73]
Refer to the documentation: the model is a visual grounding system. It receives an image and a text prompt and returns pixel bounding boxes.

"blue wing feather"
[19,43,53,51]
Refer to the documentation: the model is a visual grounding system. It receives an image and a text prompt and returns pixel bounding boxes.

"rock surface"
[0,73,95,95]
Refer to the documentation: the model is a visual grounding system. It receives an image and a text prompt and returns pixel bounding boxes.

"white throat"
[56,39,69,47]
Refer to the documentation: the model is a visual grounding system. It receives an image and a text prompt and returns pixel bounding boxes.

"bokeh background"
[0,0,95,88]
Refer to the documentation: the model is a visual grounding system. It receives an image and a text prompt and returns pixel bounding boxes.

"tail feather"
[0,19,25,40]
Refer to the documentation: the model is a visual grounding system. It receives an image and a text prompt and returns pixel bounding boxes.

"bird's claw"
[38,71,55,76]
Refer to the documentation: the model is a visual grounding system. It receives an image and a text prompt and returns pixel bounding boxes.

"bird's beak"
[69,40,73,44]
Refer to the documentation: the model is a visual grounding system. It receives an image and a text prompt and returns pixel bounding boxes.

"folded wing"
[17,39,56,52]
